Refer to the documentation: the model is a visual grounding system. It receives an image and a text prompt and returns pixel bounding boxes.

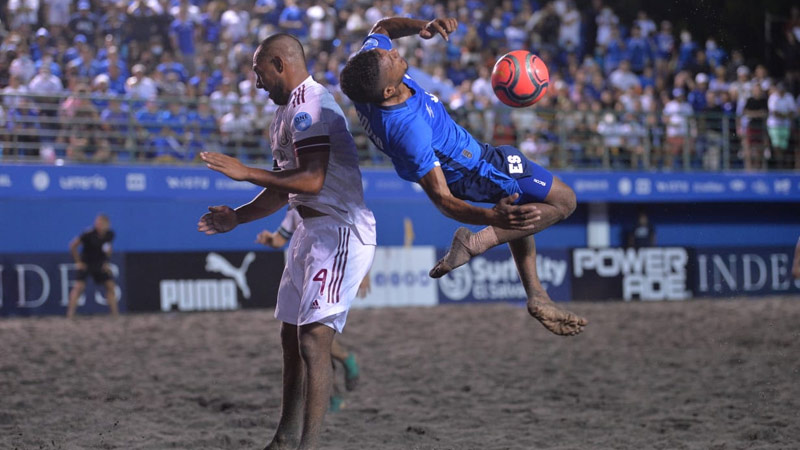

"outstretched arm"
[201,150,329,196]
[370,17,458,41]
[417,166,540,230]
[198,188,289,235]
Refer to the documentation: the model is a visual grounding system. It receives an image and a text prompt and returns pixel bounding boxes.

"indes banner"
[437,247,571,304]
[693,247,800,297]
[0,253,125,316]
[354,246,438,309]
[124,251,283,312]
[571,247,694,301]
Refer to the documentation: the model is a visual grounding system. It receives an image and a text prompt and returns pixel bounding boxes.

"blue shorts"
[447,144,554,204]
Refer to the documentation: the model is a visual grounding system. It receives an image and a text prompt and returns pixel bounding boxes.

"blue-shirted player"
[340,17,587,336]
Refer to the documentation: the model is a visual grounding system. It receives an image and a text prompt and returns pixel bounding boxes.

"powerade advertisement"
[437,247,571,304]
[571,247,695,301]
[0,253,126,317]
[124,251,284,312]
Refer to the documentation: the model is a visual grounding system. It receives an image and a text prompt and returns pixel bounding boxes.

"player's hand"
[356,274,371,298]
[201,152,251,181]
[198,205,238,235]
[76,262,87,270]
[491,193,541,230]
[255,230,276,247]
[419,18,458,41]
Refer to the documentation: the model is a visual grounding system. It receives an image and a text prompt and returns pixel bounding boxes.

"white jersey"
[269,76,376,245]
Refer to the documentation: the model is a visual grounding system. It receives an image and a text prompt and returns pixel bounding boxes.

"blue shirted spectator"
[625,25,652,73]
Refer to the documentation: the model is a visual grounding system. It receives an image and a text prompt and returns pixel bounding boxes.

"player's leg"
[297,322,336,449]
[265,323,305,450]
[508,235,587,336]
[101,274,119,317]
[66,280,86,319]
[330,338,359,391]
[431,176,576,278]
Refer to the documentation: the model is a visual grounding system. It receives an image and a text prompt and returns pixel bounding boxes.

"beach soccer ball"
[490,50,550,108]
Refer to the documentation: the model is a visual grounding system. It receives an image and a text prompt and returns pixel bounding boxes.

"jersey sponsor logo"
[461,149,472,159]
[533,178,546,187]
[310,299,320,310]
[293,111,312,131]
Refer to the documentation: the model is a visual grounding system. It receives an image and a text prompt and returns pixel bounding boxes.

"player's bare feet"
[527,300,588,336]
[263,435,298,450]
[430,227,475,278]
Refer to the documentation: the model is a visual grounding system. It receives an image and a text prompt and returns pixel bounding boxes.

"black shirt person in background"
[66,214,119,318]
[627,210,656,248]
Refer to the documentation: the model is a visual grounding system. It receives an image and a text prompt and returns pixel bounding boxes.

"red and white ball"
[490,50,550,108]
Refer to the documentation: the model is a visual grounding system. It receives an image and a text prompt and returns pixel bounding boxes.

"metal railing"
[1,93,798,171]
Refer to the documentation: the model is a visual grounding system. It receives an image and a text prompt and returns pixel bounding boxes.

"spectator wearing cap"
[688,73,709,112]
[64,34,88,66]
[125,64,158,101]
[90,74,113,110]
[767,83,796,168]
[70,1,99,40]
[156,52,188,83]
[31,28,54,62]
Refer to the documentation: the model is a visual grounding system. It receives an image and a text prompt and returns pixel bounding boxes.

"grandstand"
[1,0,799,169]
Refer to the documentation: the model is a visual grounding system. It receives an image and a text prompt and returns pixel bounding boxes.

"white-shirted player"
[197,33,376,450]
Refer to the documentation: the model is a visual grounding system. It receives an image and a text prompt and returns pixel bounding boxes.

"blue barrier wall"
[1,165,798,253]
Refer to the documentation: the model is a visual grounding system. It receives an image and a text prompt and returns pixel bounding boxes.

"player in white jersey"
[197,33,376,450]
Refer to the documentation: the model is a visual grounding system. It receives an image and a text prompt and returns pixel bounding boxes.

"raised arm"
[417,166,541,230]
[370,17,458,41]
[200,150,329,196]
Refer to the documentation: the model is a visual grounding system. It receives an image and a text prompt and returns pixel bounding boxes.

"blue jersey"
[352,34,553,204]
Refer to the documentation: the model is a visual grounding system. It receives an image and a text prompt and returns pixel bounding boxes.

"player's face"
[253,52,290,105]
[376,48,407,94]
[94,216,109,233]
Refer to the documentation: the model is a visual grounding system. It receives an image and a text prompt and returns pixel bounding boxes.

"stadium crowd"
[0,0,799,170]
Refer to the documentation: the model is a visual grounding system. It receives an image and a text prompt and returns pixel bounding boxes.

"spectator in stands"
[42,0,71,34]
[6,98,41,158]
[219,99,253,158]
[3,75,28,109]
[125,64,157,101]
[662,88,693,169]
[221,0,250,43]
[9,41,36,84]
[170,2,197,75]
[742,82,769,170]
[209,77,239,119]
[767,82,796,168]
[609,60,640,92]
[69,1,98,40]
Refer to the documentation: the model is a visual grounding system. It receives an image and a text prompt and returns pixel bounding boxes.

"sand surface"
[2,297,799,450]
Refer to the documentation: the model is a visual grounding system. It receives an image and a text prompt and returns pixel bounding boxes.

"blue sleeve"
[389,116,439,182]
[359,33,393,53]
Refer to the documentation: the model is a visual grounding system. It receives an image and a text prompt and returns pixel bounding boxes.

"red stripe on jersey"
[333,229,350,303]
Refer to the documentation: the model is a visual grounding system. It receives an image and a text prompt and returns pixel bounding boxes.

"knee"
[554,185,577,220]
[298,328,330,362]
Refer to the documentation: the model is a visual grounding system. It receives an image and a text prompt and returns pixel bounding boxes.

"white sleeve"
[289,87,330,156]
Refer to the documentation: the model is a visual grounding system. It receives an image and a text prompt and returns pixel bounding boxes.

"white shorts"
[275,215,375,333]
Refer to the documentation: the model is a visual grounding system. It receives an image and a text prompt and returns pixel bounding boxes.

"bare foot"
[527,300,588,336]
[264,435,298,450]
[430,227,475,278]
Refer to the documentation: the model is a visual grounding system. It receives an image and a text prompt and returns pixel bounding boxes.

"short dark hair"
[340,50,385,104]
[255,33,305,66]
